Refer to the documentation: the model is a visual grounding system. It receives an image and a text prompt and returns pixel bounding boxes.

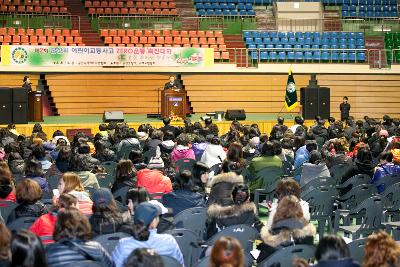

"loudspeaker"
[301,87,330,120]
[12,87,28,102]
[12,88,28,124]
[13,102,28,124]
[225,109,246,121]
[0,87,12,124]
[103,110,124,122]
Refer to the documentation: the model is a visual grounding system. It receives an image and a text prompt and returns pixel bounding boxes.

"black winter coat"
[45,238,113,267]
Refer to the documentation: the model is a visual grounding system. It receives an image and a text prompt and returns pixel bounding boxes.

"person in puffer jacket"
[45,208,113,267]
[171,134,195,163]
[136,157,172,197]
[372,151,400,193]
[206,184,263,238]
[207,171,244,206]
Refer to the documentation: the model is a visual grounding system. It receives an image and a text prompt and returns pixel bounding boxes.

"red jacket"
[0,191,16,202]
[29,212,57,244]
[136,169,172,195]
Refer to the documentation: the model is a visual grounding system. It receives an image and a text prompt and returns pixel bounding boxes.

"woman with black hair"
[300,150,330,187]
[191,161,210,193]
[10,230,48,267]
[93,140,117,162]
[312,235,360,267]
[129,149,147,171]
[162,170,206,216]
[116,128,141,158]
[124,248,164,267]
[24,159,50,194]
[200,135,226,168]
[89,188,132,237]
[45,147,72,184]
[206,184,263,238]
[111,160,137,193]
[112,202,184,267]
[70,154,99,189]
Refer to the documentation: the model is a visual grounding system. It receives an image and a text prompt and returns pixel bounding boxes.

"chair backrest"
[93,232,130,254]
[173,207,207,238]
[302,186,337,218]
[348,238,366,263]
[258,245,316,267]
[46,173,61,190]
[206,224,259,252]
[100,161,117,187]
[351,195,389,230]
[339,184,378,210]
[329,163,349,184]
[161,255,183,267]
[376,173,400,192]
[66,260,104,267]
[117,144,135,160]
[165,229,201,267]
[175,158,197,173]
[301,176,335,196]
[337,173,371,189]
[255,167,283,189]
[0,201,18,223]
[383,182,400,209]
[112,186,129,204]
[7,216,37,233]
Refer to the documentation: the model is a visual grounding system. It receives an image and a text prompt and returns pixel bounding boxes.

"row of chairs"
[100,29,223,38]
[0,28,80,37]
[243,31,365,39]
[0,5,67,12]
[342,7,398,17]
[246,38,365,48]
[197,9,255,15]
[195,2,254,9]
[0,35,84,45]
[249,50,367,62]
[326,0,397,4]
[1,0,64,5]
[85,0,176,8]
[87,7,177,15]
[104,36,225,44]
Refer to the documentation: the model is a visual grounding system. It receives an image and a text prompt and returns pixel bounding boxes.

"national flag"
[285,69,298,111]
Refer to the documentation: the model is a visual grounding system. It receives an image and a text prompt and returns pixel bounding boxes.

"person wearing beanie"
[112,202,184,267]
[371,129,389,158]
[136,148,172,197]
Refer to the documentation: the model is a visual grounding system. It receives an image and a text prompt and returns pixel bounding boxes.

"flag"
[285,68,298,111]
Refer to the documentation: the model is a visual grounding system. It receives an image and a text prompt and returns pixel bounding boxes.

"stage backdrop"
[0,45,214,67]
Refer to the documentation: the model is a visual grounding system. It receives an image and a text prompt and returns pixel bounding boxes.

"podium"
[28,91,43,122]
[161,90,187,119]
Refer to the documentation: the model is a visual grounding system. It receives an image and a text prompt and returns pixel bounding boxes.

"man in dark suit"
[340,96,351,121]
[22,76,32,92]
[164,76,182,90]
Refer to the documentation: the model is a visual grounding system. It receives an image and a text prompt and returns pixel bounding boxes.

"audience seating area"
[194,0,256,16]
[100,29,229,59]
[340,0,398,18]
[86,0,178,15]
[0,27,84,45]
[0,0,68,13]
[244,31,366,62]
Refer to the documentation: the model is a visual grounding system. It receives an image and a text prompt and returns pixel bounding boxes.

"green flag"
[285,69,298,111]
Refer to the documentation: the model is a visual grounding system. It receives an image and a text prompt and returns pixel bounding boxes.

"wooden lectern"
[28,91,43,122]
[161,89,187,119]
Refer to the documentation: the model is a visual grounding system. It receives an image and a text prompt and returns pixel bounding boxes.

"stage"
[4,113,310,138]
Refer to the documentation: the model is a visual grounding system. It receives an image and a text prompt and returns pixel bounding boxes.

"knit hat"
[379,129,389,137]
[134,202,160,225]
[92,188,113,206]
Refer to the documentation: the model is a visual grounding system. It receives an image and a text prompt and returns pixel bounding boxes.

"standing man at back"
[340,96,351,122]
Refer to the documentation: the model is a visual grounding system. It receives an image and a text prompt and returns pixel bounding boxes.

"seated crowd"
[0,114,399,266]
